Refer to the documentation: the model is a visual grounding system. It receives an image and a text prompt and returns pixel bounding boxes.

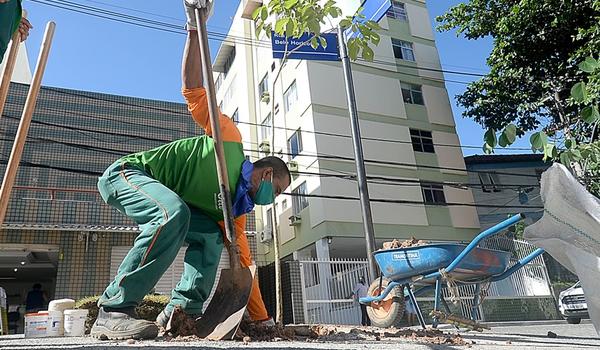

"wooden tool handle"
[0,22,56,226]
[0,26,23,121]
[193,8,241,269]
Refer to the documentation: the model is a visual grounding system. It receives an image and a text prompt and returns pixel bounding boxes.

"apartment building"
[215,0,480,264]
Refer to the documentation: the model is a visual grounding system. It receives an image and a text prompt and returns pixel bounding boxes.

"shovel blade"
[195,264,255,340]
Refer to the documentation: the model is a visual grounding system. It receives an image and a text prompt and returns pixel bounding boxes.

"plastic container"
[64,309,88,337]
[24,312,48,338]
[43,310,63,337]
[48,299,75,335]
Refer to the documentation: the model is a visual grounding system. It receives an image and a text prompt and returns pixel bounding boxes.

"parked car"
[558,281,589,324]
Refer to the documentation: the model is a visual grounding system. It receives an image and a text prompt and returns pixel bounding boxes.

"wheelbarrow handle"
[420,213,526,281]
[491,247,545,282]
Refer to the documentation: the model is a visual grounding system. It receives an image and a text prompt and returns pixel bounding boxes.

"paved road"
[1,322,598,349]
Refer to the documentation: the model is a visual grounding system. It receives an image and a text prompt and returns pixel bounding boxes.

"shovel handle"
[194,8,241,269]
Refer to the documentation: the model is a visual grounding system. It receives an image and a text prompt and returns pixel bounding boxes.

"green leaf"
[503,124,517,144]
[581,106,600,124]
[252,6,262,20]
[284,0,299,9]
[571,82,588,103]
[484,128,497,148]
[530,131,548,151]
[319,37,327,48]
[579,56,599,73]
[285,20,294,37]
[339,19,352,28]
[571,149,582,161]
[498,133,509,147]
[348,40,359,61]
[310,36,319,50]
[565,138,575,149]
[260,6,268,21]
[275,18,289,34]
[370,32,381,45]
[543,143,556,161]
[361,46,374,61]
[482,143,494,154]
[560,151,571,166]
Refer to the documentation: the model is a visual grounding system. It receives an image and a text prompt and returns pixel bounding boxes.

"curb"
[483,319,592,327]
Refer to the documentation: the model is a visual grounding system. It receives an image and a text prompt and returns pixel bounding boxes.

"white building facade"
[214,0,480,264]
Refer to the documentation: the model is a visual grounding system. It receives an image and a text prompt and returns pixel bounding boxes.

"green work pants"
[0,0,22,63]
[97,161,223,315]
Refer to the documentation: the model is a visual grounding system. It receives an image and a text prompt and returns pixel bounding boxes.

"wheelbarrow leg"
[471,283,481,321]
[405,283,426,329]
[432,277,442,328]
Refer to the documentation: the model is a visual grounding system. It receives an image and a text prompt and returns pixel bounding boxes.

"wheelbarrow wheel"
[366,278,405,328]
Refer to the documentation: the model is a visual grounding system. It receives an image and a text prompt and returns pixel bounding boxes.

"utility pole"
[337,26,378,281]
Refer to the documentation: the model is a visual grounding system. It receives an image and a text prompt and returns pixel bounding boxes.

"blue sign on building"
[271,32,340,61]
[345,0,392,41]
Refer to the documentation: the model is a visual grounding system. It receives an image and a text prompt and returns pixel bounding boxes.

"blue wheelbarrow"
[359,214,545,329]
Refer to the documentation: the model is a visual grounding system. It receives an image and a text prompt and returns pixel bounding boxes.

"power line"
[29,0,494,80]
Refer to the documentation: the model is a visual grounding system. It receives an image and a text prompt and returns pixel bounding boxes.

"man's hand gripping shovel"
[187,0,255,340]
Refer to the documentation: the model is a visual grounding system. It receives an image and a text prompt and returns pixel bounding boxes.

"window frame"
[258,73,269,98]
[401,83,424,105]
[386,1,408,21]
[288,129,303,159]
[410,129,435,153]
[392,39,415,61]
[284,80,298,113]
[421,184,446,204]
[261,113,272,141]
[292,181,309,215]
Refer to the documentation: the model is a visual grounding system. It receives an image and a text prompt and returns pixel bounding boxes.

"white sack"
[524,163,600,335]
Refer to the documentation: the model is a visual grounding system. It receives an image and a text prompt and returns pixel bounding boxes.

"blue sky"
[21,0,531,155]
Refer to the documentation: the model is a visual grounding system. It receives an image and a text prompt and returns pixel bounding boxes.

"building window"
[284,80,298,112]
[386,1,408,21]
[266,208,273,230]
[282,199,288,210]
[288,129,302,158]
[258,74,269,98]
[223,79,236,110]
[292,182,309,215]
[410,129,434,153]
[215,73,223,92]
[231,109,239,124]
[392,39,415,61]
[261,113,272,141]
[401,83,424,105]
[223,46,236,77]
[421,184,446,204]
[479,172,502,193]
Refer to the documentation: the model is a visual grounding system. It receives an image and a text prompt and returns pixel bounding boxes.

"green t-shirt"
[120,135,246,223]
[0,0,22,64]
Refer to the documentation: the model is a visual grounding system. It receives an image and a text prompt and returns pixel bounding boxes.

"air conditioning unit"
[289,215,302,226]
[261,91,270,103]
[260,226,273,243]
[287,160,298,172]
[259,140,270,155]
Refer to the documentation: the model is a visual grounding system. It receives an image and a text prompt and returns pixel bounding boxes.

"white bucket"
[24,313,48,338]
[48,299,74,336]
[64,309,88,337]
[43,310,63,337]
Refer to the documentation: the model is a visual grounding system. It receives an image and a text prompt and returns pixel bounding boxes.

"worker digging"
[89,0,290,341]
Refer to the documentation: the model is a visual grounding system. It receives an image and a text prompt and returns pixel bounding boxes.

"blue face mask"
[253,174,274,205]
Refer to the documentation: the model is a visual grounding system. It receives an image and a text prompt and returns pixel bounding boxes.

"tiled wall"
[0,229,138,299]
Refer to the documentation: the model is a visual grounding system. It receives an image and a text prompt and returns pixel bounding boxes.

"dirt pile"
[382,237,428,250]
[164,313,466,346]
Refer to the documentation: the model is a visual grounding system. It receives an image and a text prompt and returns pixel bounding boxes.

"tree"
[250,0,383,323]
[437,0,600,196]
